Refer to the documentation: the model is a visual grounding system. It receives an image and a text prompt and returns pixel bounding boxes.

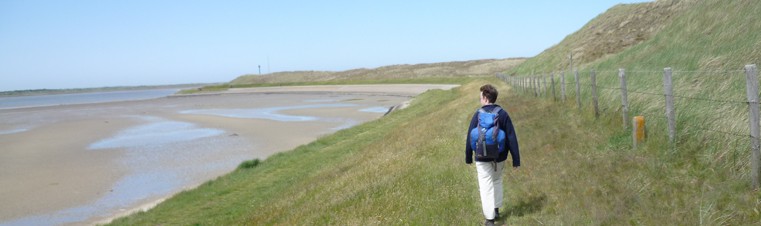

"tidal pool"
[179,103,357,122]
[1,116,248,226]
[359,106,391,113]
[88,116,225,150]
[0,128,29,135]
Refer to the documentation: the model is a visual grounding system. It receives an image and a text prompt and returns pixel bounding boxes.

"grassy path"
[109,78,760,225]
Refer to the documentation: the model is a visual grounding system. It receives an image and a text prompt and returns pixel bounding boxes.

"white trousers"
[476,161,505,220]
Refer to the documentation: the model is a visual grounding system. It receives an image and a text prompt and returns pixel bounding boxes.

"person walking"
[465,84,520,226]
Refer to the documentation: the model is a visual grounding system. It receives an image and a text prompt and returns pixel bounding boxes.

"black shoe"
[484,219,495,226]
[494,208,500,220]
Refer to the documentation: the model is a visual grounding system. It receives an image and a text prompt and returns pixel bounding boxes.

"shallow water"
[359,106,391,113]
[0,128,29,135]
[179,103,357,121]
[88,116,225,150]
[0,92,405,225]
[302,98,344,103]
[0,171,184,226]
[0,89,178,110]
[1,116,249,226]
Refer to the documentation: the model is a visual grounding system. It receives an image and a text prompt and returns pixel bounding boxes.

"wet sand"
[0,84,456,225]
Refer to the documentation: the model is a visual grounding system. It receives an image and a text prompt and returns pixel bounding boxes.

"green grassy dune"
[179,58,525,94]
[509,0,760,74]
[507,0,761,208]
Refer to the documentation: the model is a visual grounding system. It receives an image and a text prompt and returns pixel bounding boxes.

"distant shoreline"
[0,83,216,97]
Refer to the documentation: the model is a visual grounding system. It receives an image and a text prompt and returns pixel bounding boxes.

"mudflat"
[0,84,457,226]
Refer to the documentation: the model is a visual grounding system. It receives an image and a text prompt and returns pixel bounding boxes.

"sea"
[0,89,180,110]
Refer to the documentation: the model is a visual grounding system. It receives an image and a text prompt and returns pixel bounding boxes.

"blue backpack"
[469,106,506,160]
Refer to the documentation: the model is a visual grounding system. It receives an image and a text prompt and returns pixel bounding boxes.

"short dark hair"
[480,84,498,103]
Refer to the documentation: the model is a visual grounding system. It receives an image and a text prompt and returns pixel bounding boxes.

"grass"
[508,1,689,75]
[176,58,525,94]
[504,1,761,222]
[509,0,761,74]
[109,77,761,225]
[230,58,525,85]
[176,76,479,94]
[237,159,261,170]
[504,80,761,225]
[589,0,761,72]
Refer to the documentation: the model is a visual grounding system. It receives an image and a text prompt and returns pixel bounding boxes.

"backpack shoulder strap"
[489,106,502,141]
[490,106,503,114]
[475,108,483,128]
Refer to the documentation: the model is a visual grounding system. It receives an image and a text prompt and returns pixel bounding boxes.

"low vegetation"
[506,0,761,207]
[237,159,261,170]
[509,0,692,74]
[178,58,525,94]
[176,77,481,95]
[231,58,525,84]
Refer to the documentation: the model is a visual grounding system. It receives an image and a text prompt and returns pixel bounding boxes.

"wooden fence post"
[536,75,541,97]
[545,74,548,97]
[745,64,760,190]
[551,72,557,101]
[537,75,547,97]
[527,77,530,95]
[663,67,676,146]
[619,69,629,129]
[561,71,567,102]
[575,70,581,111]
[533,76,537,97]
[591,70,600,119]
[543,74,548,97]
[520,77,523,94]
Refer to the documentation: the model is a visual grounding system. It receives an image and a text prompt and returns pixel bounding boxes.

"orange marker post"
[632,116,646,149]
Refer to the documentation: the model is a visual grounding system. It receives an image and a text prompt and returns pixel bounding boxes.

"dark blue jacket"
[465,104,521,167]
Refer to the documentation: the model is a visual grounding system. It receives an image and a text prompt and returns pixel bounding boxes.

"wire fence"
[497,65,761,189]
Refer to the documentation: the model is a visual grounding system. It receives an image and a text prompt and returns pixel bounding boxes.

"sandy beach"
[0,84,457,226]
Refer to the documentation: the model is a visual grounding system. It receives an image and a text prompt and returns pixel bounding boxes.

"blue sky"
[0,0,651,91]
